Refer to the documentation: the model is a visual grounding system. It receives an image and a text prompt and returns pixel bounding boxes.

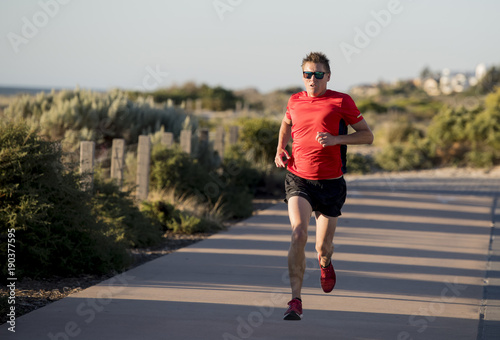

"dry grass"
[147,188,226,223]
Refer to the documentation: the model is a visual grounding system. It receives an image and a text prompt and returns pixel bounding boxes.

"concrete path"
[1,180,499,339]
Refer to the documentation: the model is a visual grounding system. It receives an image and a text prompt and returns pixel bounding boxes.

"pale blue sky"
[1,0,499,93]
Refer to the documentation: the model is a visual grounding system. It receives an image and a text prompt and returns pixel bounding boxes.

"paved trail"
[1,176,499,340]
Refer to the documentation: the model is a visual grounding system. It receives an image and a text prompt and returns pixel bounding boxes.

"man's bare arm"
[316,119,373,147]
[275,117,292,167]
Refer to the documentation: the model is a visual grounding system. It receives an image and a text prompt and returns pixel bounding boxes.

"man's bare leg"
[287,196,313,299]
[315,212,338,267]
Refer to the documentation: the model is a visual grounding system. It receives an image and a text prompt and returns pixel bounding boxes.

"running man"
[275,52,374,320]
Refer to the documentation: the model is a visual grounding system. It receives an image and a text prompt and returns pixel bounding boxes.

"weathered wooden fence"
[79,127,239,200]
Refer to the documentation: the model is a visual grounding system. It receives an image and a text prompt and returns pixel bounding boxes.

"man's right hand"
[275,149,290,168]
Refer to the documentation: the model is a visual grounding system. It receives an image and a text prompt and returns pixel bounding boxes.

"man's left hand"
[316,132,338,147]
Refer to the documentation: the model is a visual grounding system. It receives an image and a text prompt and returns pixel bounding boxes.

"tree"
[420,66,436,79]
[474,66,500,94]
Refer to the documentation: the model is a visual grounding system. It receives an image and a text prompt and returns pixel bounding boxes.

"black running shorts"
[284,171,347,217]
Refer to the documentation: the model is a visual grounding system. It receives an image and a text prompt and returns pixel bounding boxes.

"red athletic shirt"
[285,90,364,180]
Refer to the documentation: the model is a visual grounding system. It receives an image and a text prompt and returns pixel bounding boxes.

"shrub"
[140,199,222,235]
[0,122,129,278]
[141,201,177,228]
[3,88,194,152]
[470,66,500,95]
[217,156,262,218]
[150,145,211,199]
[166,213,221,234]
[465,87,500,167]
[376,118,424,147]
[138,82,240,112]
[357,100,387,114]
[375,135,433,171]
[150,145,261,220]
[426,88,500,168]
[235,117,281,167]
[346,153,374,174]
[91,173,163,248]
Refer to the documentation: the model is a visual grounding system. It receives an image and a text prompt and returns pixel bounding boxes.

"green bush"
[218,156,262,218]
[426,88,500,167]
[346,153,374,174]
[357,100,387,114]
[425,106,471,166]
[235,117,281,166]
[3,88,194,152]
[466,87,500,166]
[470,66,500,95]
[200,85,239,111]
[91,173,163,248]
[375,118,424,147]
[150,145,211,199]
[0,122,129,278]
[141,200,179,229]
[167,213,220,234]
[140,201,177,228]
[140,200,221,235]
[375,135,433,171]
[150,145,261,220]
[135,82,240,112]
[465,151,495,168]
[167,213,202,234]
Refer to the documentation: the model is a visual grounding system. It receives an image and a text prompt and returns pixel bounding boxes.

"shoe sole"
[283,311,302,320]
[321,281,334,293]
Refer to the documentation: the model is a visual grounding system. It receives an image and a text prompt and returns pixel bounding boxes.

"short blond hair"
[301,52,331,73]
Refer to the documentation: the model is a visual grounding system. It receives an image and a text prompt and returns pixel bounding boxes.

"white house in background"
[349,63,489,97]
[469,63,487,87]
[440,68,471,94]
[422,78,440,96]
[420,63,487,96]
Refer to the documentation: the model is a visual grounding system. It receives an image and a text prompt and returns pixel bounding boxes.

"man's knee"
[291,227,308,248]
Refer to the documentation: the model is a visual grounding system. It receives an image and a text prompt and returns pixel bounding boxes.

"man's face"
[302,62,330,97]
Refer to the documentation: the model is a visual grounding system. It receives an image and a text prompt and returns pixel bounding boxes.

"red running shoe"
[283,298,302,320]
[319,255,336,293]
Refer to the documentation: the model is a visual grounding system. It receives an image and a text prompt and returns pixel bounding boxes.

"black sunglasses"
[303,71,326,79]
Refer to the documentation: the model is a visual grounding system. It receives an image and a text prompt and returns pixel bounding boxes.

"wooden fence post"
[136,136,151,201]
[229,126,239,145]
[215,126,225,161]
[80,141,95,192]
[195,98,202,113]
[180,130,192,155]
[110,138,125,188]
[161,132,174,148]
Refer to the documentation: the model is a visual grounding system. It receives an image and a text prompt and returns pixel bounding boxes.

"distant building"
[469,63,487,87]
[422,78,440,96]
[349,84,380,97]
[349,63,488,97]
[418,63,487,96]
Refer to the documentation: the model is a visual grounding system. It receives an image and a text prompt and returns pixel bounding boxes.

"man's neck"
[307,89,328,97]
